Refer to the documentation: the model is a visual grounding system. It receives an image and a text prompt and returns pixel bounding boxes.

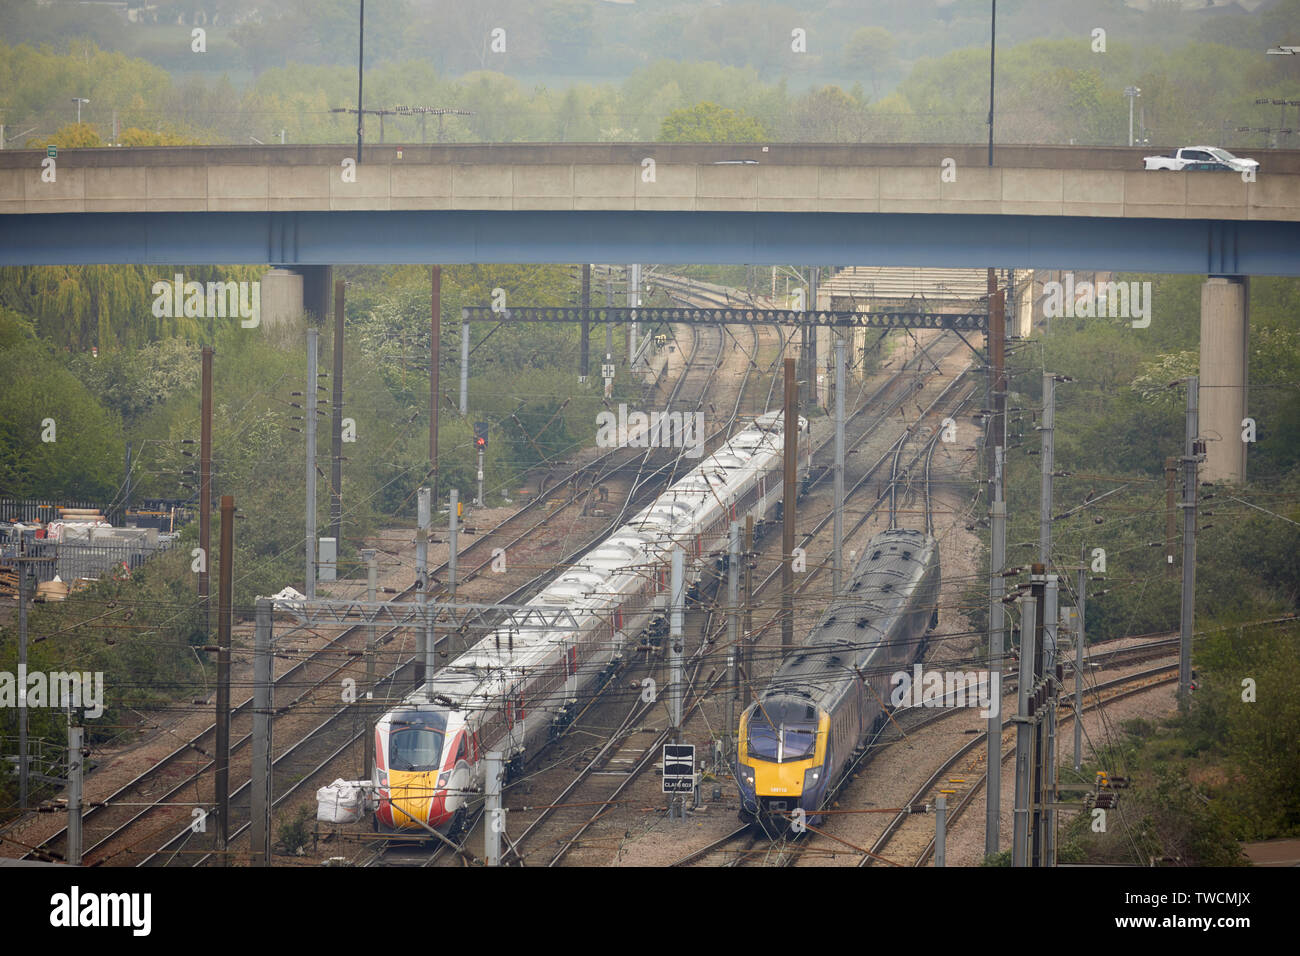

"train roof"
[758,530,940,711]
[391,403,793,719]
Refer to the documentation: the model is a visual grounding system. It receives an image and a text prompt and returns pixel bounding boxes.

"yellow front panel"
[752,758,811,796]
[387,769,436,828]
[740,711,830,796]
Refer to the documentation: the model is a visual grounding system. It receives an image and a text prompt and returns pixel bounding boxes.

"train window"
[856,617,870,629]
[784,726,817,760]
[455,733,469,763]
[388,725,444,772]
[747,700,819,763]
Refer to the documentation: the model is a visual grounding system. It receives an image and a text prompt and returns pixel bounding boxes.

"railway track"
[154,313,737,867]
[688,635,1180,866]
[15,299,736,867]
[366,278,767,867]
[669,375,977,868]
[488,286,969,866]
[860,664,1180,868]
[269,274,956,868]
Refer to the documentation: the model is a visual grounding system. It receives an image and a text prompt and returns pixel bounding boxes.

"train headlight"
[803,767,822,792]
[436,771,450,790]
[738,764,756,788]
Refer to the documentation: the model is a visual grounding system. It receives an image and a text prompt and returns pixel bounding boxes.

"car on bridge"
[1143,146,1259,173]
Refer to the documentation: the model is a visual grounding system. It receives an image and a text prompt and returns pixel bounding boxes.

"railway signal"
[474,421,488,506]
[602,354,615,398]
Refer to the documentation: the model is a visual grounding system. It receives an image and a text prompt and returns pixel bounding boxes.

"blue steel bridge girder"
[2,210,1299,276]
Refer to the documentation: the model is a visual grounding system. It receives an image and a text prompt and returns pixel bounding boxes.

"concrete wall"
[1,144,1296,221]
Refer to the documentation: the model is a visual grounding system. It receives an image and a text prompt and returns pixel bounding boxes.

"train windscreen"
[389,725,445,772]
[747,699,819,762]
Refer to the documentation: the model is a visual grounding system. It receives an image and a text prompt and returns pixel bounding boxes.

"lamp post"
[1124,87,1140,147]
[72,97,89,124]
[356,0,365,162]
[987,0,996,167]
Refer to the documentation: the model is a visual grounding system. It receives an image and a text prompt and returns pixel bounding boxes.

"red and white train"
[373,411,810,835]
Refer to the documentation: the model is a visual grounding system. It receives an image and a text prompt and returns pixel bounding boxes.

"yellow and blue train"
[735,528,940,831]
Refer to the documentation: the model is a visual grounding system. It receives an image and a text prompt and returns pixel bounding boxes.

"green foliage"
[0,265,263,354]
[659,101,767,143]
[276,804,314,855]
[780,86,871,142]
[993,273,1300,647]
[24,122,102,148]
[0,545,209,817]
[2,13,1294,150]
[0,328,122,500]
[1185,621,1300,837]
[67,339,200,428]
[842,26,897,98]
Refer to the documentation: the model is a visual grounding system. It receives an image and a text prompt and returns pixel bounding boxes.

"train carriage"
[374,412,809,835]
[735,528,940,832]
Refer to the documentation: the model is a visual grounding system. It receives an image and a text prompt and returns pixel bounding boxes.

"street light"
[1124,87,1141,147]
[1265,46,1299,55]
[356,0,365,162]
[987,0,997,167]
[71,97,89,124]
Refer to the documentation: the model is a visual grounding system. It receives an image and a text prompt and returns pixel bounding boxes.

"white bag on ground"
[316,778,364,824]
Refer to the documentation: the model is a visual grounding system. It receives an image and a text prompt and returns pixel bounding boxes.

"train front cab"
[735,696,830,834]
[374,707,472,836]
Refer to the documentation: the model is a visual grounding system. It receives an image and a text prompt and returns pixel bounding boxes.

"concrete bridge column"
[296,265,334,323]
[260,265,333,330]
[260,268,303,330]
[1199,276,1248,484]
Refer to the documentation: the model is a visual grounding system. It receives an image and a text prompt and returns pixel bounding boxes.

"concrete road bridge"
[2,141,1297,483]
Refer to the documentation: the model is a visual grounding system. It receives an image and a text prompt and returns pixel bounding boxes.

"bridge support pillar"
[296,265,334,323]
[1199,276,1248,484]
[260,268,303,329]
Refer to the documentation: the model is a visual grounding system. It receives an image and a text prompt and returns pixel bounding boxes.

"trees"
[779,85,869,142]
[0,323,122,500]
[25,123,200,148]
[842,26,896,99]
[24,122,101,148]
[658,101,766,143]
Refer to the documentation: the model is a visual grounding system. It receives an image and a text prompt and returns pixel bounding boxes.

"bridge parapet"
[1,144,1296,221]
